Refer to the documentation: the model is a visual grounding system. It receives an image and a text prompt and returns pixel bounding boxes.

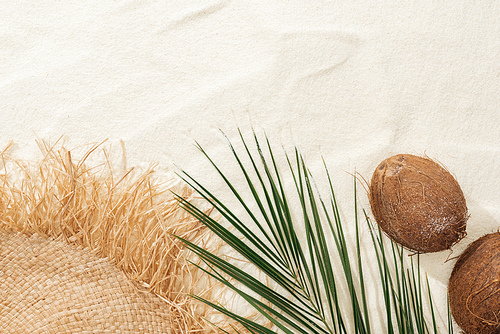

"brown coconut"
[369,154,468,253]
[448,232,500,334]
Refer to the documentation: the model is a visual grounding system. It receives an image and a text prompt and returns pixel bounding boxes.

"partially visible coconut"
[369,154,468,253]
[449,232,500,334]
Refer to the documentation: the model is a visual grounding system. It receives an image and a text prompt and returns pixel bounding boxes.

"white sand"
[1,1,499,332]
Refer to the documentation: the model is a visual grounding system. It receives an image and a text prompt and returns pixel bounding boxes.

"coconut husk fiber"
[0,140,237,333]
[448,232,500,334]
[369,154,468,253]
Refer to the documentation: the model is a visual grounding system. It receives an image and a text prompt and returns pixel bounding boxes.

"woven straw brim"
[0,141,235,333]
[0,231,172,333]
[0,232,176,333]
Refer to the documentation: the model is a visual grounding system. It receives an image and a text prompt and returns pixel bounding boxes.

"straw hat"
[0,141,227,333]
[0,231,171,333]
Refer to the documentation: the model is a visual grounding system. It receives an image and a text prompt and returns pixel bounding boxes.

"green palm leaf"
[175,130,452,333]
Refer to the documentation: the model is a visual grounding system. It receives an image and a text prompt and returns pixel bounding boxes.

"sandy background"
[1,1,499,332]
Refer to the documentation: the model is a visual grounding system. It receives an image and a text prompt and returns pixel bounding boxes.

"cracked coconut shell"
[369,154,468,253]
[448,232,500,334]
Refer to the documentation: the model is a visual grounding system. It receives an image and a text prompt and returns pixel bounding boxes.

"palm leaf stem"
[241,132,312,295]
[223,135,291,268]
[180,239,326,334]
[175,195,319,315]
[176,130,451,334]
[184,145,288,271]
[175,194,334,331]
[294,154,327,316]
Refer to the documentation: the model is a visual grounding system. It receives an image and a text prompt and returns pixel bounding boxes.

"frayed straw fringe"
[0,140,238,333]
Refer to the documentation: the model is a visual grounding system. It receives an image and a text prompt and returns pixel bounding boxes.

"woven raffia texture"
[0,141,233,333]
[0,231,171,333]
